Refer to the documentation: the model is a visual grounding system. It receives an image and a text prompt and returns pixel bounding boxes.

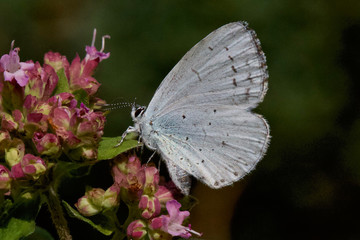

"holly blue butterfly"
[121,21,270,194]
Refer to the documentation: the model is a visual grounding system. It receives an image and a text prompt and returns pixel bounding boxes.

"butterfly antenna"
[96,102,132,111]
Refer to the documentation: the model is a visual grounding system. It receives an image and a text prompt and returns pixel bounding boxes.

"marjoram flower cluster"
[75,154,201,239]
[0,32,108,197]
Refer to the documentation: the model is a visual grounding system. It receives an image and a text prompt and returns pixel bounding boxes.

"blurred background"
[1,0,360,239]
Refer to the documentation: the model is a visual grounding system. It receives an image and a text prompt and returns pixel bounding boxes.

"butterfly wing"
[145,21,268,118]
[149,105,269,192]
[140,21,269,193]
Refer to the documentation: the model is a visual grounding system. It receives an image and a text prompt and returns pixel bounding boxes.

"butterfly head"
[131,105,146,122]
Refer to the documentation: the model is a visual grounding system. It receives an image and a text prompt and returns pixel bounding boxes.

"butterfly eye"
[134,107,145,118]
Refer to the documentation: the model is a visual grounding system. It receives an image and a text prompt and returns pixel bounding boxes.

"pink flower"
[0,112,18,132]
[44,51,70,79]
[48,106,81,148]
[155,186,174,207]
[0,165,11,194]
[11,154,46,180]
[32,132,61,156]
[0,41,34,87]
[68,55,101,95]
[84,29,110,62]
[47,92,77,108]
[151,200,201,239]
[139,194,161,219]
[67,30,110,95]
[25,62,59,101]
[112,155,145,199]
[143,167,160,195]
[127,220,147,240]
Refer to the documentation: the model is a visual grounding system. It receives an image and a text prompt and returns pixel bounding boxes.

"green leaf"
[53,68,70,95]
[0,218,35,240]
[62,201,114,236]
[73,89,89,107]
[0,194,41,240]
[98,136,141,161]
[23,226,54,240]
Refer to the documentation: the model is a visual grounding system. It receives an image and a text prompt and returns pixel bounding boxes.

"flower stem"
[46,185,72,240]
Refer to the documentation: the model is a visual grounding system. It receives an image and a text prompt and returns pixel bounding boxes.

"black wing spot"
[180,157,183,160]
[233,78,237,87]
[214,181,219,186]
[199,148,202,151]
[213,109,217,113]
[234,172,239,176]
[220,179,225,183]
[182,115,186,119]
[208,46,213,51]
[149,121,153,126]
[201,160,205,163]
[186,137,189,141]
[191,68,202,81]
[228,55,234,61]
[208,122,211,126]
[225,47,229,51]
[222,141,226,146]
[231,65,237,73]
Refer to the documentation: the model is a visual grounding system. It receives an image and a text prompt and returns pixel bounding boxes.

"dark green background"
[1,1,359,239]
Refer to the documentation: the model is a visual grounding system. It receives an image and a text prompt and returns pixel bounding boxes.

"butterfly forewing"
[145,21,268,118]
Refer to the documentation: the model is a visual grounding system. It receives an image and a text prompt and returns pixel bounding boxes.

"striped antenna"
[96,102,132,111]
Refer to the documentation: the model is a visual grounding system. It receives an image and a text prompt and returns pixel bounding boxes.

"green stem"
[46,185,72,240]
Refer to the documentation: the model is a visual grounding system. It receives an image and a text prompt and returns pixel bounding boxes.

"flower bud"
[143,167,160,195]
[87,187,106,205]
[5,138,25,167]
[127,220,147,240]
[75,195,102,217]
[1,112,18,132]
[0,165,11,194]
[102,184,120,209]
[0,131,11,156]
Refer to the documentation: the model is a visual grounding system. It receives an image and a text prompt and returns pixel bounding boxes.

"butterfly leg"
[115,126,138,147]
